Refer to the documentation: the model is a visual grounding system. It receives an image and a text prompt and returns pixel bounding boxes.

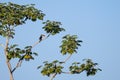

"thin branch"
[62,71,72,74]
[50,73,57,80]
[32,41,40,48]
[47,33,50,38]
[63,54,72,63]
[11,59,22,73]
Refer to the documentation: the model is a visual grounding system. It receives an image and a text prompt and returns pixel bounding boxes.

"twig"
[11,59,22,73]
[63,54,72,63]
[32,41,40,48]
[62,72,72,74]
[50,73,57,80]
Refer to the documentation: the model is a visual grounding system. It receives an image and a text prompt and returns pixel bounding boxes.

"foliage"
[69,59,102,76]
[0,2,44,26]
[38,59,101,78]
[7,44,38,61]
[40,60,63,77]
[0,25,15,38]
[0,2,45,38]
[60,35,82,55]
[42,20,65,35]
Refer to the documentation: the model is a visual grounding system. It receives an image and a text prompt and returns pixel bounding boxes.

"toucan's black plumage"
[39,34,45,42]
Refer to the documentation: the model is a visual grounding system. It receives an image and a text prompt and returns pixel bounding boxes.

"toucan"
[39,34,45,42]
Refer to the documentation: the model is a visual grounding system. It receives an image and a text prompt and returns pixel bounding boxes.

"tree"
[0,2,101,80]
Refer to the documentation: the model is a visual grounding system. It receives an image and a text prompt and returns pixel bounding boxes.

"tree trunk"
[6,60,14,80]
[4,37,14,80]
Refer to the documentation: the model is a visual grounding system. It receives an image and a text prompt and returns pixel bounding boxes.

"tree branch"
[63,54,72,63]
[62,71,72,74]
[50,73,57,80]
[32,41,40,48]
[11,59,22,73]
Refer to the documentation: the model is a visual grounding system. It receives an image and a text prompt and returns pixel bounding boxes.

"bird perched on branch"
[39,34,45,42]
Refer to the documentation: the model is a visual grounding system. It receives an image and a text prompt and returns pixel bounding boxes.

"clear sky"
[0,0,120,80]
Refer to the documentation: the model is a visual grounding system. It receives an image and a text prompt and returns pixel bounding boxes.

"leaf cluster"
[0,2,45,27]
[60,35,82,55]
[40,60,63,77]
[69,59,102,76]
[0,25,15,38]
[7,44,38,61]
[42,20,65,35]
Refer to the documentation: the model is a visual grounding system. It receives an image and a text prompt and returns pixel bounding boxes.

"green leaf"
[52,60,59,63]
[33,52,38,56]
[37,65,42,69]
[24,46,32,49]
[10,44,18,48]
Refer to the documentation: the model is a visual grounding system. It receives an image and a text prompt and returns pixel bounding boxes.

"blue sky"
[0,0,120,80]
